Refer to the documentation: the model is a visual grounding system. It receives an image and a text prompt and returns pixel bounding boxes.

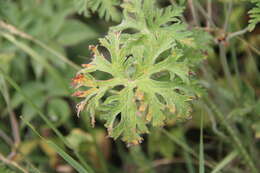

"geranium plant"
[72,0,206,145]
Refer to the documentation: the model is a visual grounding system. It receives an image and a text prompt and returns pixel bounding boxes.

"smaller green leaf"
[47,98,70,126]
[252,121,260,138]
[31,57,44,78]
[66,129,93,149]
[0,53,14,73]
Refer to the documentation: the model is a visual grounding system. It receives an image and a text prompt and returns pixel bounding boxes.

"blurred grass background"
[0,0,260,172]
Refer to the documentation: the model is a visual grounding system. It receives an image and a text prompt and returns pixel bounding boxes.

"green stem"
[219,43,237,95]
[211,151,238,173]
[0,79,21,147]
[194,1,216,27]
[33,39,80,70]
[161,129,215,169]
[224,1,233,32]
[205,98,257,173]
[227,27,249,41]
[199,114,204,173]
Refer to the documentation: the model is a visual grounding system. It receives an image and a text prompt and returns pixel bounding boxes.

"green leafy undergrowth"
[248,0,260,31]
[72,0,207,145]
[0,0,98,78]
[0,166,16,173]
[74,0,121,22]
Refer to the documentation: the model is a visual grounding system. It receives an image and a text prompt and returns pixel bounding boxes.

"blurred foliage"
[0,166,16,173]
[0,0,260,173]
[74,0,121,22]
[248,0,260,31]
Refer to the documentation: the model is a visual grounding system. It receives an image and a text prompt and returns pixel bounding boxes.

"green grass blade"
[0,69,94,173]
[22,118,90,173]
[86,128,109,173]
[33,39,80,70]
[0,21,80,71]
[199,114,204,173]
[211,151,238,173]
[0,68,68,145]
[46,141,89,173]
[183,141,195,173]
[161,128,215,169]
[161,128,197,158]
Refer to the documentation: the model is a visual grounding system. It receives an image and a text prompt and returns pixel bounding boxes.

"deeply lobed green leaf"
[73,0,206,144]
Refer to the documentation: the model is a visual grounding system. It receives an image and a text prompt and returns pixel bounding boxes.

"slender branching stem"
[219,43,235,90]
[188,0,199,26]
[203,102,228,140]
[227,27,249,41]
[0,80,21,150]
[194,1,216,27]
[224,2,233,32]
[161,129,216,169]
[0,129,13,146]
[207,0,212,28]
[0,152,29,173]
[238,37,260,55]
